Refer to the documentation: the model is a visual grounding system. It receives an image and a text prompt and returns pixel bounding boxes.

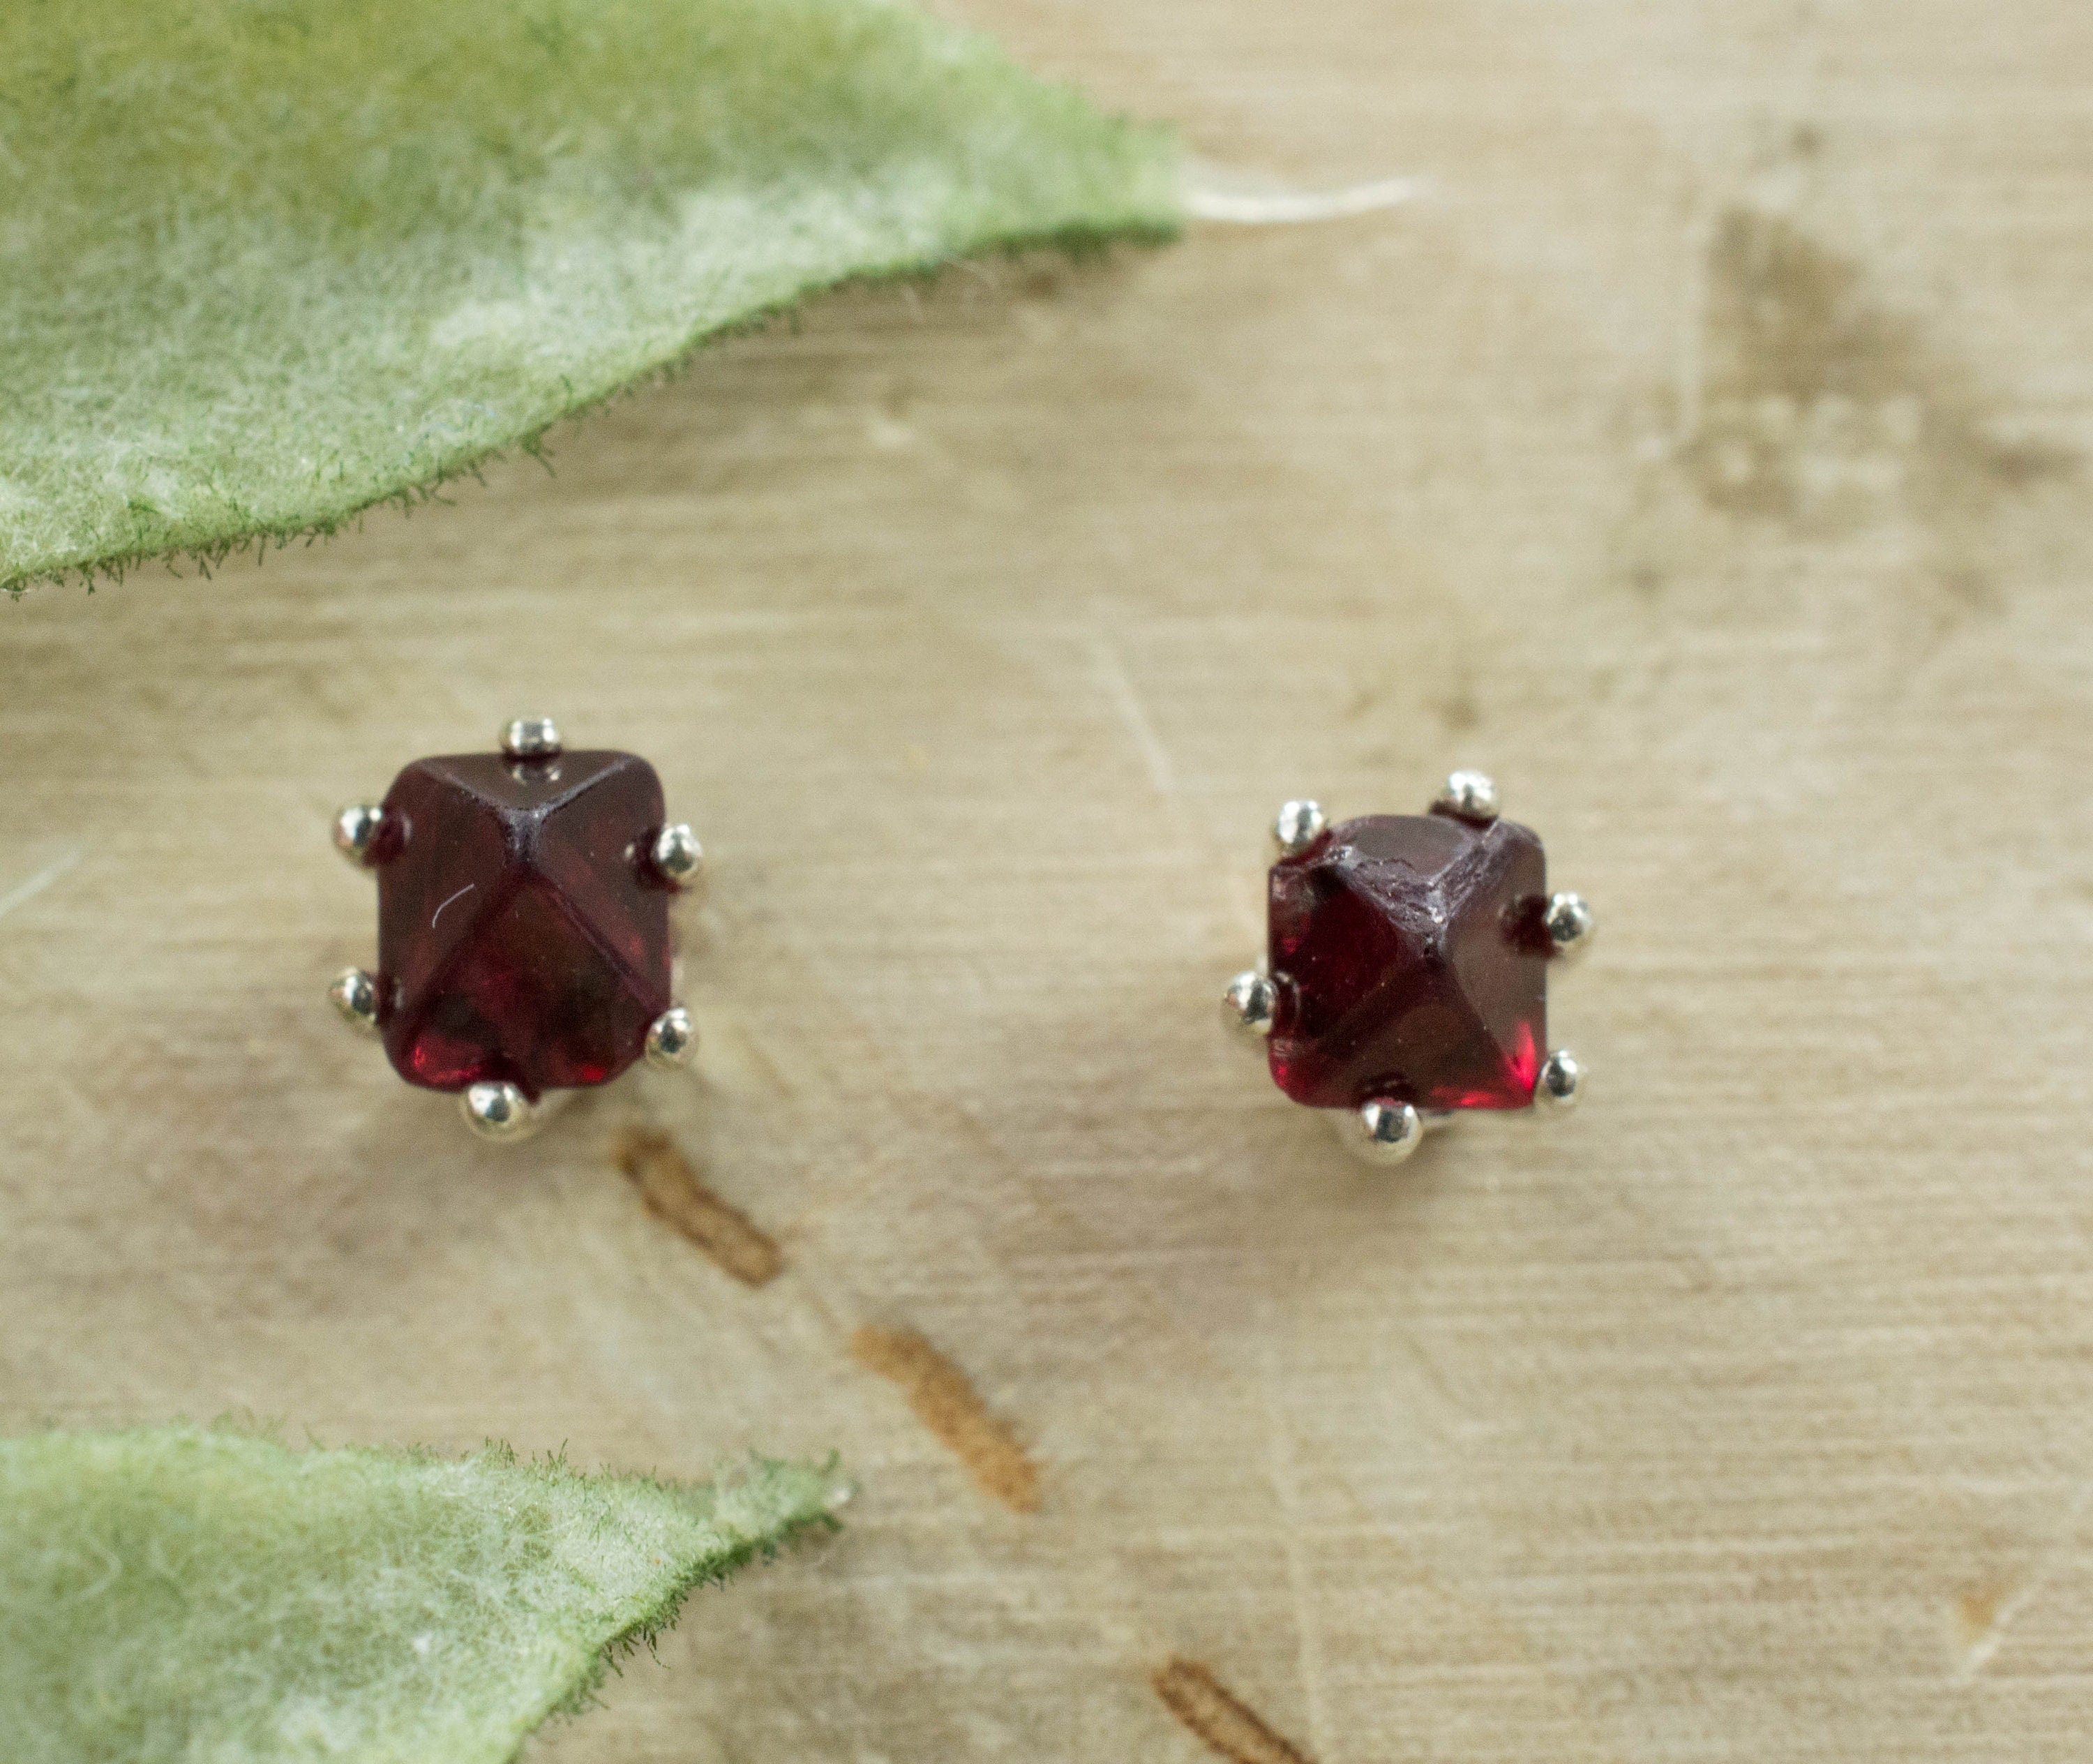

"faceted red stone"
[1266,812,1548,1111]
[373,751,673,1098]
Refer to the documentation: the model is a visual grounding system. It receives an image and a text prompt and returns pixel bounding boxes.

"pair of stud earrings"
[329,723,1592,1159]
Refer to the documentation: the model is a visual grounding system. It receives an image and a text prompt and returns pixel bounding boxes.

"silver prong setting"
[1345,1098,1426,1165]
[500,717,563,761]
[1534,1049,1584,1112]
[460,1080,541,1142]
[1222,969,1279,1040]
[332,803,389,869]
[328,967,382,1035]
[650,823,704,888]
[644,1006,697,1070]
[1434,770,1500,824]
[1543,891,1595,957]
[1272,799,1328,858]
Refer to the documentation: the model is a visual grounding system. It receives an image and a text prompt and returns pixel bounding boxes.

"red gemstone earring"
[1222,771,1592,1164]
[327,717,703,1141]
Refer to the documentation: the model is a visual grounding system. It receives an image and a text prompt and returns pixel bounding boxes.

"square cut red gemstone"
[1267,812,1547,1111]
[373,751,673,1098]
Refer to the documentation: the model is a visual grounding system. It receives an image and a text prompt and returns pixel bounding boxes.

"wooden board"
[6,1,2092,1756]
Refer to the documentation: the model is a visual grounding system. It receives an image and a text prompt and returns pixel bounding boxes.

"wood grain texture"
[4,2,2092,1758]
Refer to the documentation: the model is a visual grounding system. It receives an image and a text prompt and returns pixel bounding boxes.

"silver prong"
[460,1080,541,1142]
[328,967,381,1035]
[649,823,704,888]
[1534,1050,1584,1112]
[1542,891,1595,957]
[644,1006,697,1070]
[332,803,389,869]
[1222,969,1278,1040]
[1344,1098,1426,1165]
[500,717,563,760]
[1272,799,1328,858]
[1434,770,1499,824]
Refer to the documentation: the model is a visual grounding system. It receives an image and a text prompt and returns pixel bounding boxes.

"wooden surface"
[6,3,2093,1757]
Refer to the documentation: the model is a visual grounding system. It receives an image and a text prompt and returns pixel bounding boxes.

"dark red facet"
[375,752,673,1098]
[1267,812,1547,1111]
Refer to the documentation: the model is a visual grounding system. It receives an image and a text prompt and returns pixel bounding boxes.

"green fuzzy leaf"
[0,1427,843,1763]
[0,0,1180,595]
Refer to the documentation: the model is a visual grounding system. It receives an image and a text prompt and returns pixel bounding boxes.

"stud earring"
[328,717,703,1141]
[1222,772,1592,1164]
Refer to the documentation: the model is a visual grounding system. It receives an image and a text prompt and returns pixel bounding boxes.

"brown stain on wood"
[1956,1578,2011,1645]
[850,1324,1041,1513]
[1622,195,2081,611]
[1152,1659,1316,1764]
[1686,207,2076,532]
[613,1129,783,1287]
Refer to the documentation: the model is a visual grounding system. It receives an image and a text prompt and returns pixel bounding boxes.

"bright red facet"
[374,752,673,1098]
[1266,812,1547,1111]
